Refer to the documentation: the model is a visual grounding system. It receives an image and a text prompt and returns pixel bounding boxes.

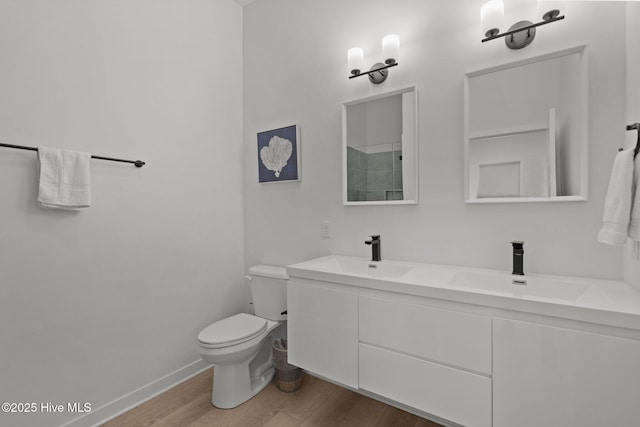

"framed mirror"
[464,46,588,203]
[343,86,418,205]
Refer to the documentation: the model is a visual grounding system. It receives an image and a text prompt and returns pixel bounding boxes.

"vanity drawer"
[359,295,492,374]
[359,343,492,427]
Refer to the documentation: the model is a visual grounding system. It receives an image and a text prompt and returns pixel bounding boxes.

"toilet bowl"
[197,265,288,408]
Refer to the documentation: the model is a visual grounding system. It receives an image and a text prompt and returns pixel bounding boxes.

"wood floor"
[101,368,444,427]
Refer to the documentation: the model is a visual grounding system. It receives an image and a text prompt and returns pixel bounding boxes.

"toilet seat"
[198,313,267,349]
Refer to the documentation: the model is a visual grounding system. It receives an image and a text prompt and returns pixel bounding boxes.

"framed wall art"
[257,125,300,183]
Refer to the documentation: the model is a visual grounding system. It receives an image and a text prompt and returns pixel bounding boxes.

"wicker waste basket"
[272,338,303,392]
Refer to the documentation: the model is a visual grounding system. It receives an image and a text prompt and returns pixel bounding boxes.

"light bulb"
[347,47,364,75]
[481,0,504,38]
[382,34,400,65]
[537,0,560,21]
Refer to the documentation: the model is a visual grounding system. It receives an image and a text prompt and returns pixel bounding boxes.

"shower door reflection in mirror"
[343,86,418,205]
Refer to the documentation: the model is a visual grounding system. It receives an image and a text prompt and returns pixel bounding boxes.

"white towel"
[598,148,635,245]
[629,152,640,241]
[37,145,91,210]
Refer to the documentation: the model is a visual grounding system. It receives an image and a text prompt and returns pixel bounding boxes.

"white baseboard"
[61,359,211,427]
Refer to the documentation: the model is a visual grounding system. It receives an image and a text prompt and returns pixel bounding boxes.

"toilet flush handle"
[245,276,254,308]
[281,310,287,315]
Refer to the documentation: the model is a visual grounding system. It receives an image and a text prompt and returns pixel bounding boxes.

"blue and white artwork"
[257,125,300,183]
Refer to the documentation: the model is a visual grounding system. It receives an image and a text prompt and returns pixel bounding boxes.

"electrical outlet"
[321,221,331,239]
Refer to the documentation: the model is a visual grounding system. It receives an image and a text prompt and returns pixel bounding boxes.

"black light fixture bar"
[349,62,398,80]
[482,15,565,43]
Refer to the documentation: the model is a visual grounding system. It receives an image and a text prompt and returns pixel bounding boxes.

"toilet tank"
[247,265,288,321]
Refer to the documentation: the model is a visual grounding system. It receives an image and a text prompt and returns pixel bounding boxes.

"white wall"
[624,1,640,289]
[0,1,244,426]
[243,0,626,280]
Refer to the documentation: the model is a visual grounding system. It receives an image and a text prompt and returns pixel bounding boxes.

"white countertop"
[287,255,640,331]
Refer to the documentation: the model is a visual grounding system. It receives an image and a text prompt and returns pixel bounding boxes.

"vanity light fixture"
[481,0,564,50]
[348,34,399,84]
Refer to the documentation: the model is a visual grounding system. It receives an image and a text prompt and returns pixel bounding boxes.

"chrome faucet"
[365,235,381,262]
[511,241,524,275]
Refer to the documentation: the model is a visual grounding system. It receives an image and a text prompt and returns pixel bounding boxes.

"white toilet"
[197,265,288,409]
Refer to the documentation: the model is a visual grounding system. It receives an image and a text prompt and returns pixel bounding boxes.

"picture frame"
[257,125,300,183]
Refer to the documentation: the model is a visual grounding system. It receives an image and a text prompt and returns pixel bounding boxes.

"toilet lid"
[198,313,267,348]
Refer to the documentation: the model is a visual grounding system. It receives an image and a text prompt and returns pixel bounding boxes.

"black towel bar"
[0,142,145,167]
[628,123,640,159]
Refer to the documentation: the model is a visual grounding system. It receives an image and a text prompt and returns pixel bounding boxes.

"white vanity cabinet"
[287,278,493,427]
[493,318,640,427]
[286,279,359,388]
[358,296,492,427]
[287,256,640,427]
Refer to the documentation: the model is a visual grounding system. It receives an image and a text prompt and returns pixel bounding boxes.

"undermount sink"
[449,271,590,301]
[306,257,413,279]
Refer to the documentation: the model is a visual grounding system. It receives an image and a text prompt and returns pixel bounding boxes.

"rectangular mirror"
[464,46,588,203]
[343,86,418,205]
